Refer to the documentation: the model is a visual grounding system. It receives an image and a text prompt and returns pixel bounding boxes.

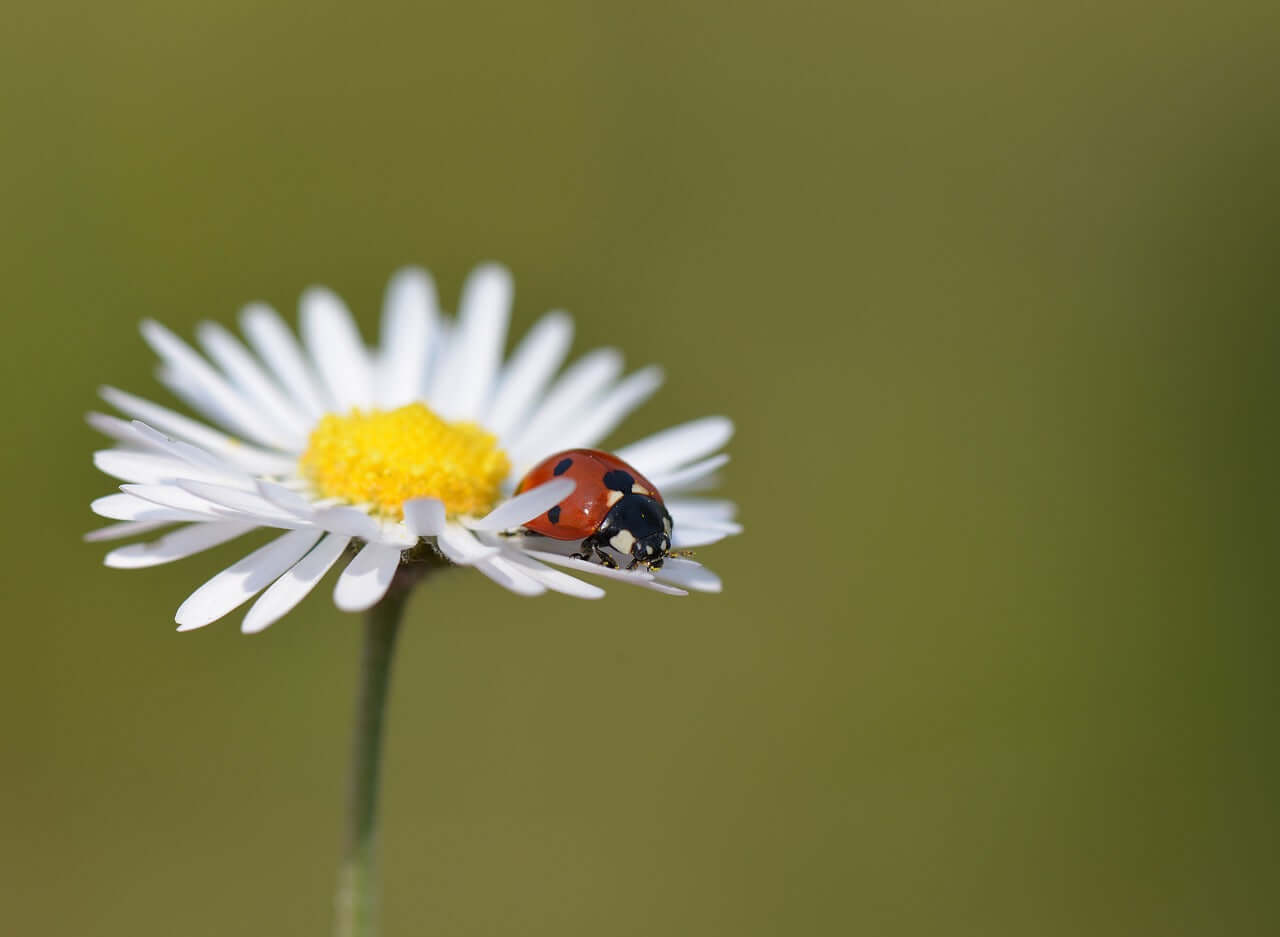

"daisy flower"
[86,264,740,633]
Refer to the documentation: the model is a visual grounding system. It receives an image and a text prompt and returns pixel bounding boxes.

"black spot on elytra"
[602,469,634,493]
[547,505,562,524]
[553,458,572,476]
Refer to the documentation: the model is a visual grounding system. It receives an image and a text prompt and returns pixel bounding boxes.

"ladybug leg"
[573,534,617,569]
[592,540,619,569]
[570,536,592,564]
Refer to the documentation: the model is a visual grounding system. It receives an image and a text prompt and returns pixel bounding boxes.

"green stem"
[335,586,409,937]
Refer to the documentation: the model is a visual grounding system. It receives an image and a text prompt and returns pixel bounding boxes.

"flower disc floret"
[301,403,510,519]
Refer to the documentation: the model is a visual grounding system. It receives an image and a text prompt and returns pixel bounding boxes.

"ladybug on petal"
[514,448,673,570]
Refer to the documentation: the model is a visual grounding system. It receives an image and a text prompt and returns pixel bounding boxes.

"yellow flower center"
[300,403,510,519]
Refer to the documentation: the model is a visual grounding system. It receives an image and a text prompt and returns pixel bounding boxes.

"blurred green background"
[3,1,1278,934]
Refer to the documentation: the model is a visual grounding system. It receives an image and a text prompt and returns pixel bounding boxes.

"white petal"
[301,287,374,412]
[333,541,401,612]
[255,479,318,516]
[436,523,500,565]
[92,492,214,524]
[424,316,453,394]
[376,267,438,408]
[123,482,309,532]
[120,484,230,519]
[126,420,250,474]
[666,498,738,525]
[140,319,287,448]
[155,365,247,440]
[670,526,737,548]
[86,412,170,451]
[658,470,724,494]
[403,498,446,537]
[499,550,605,599]
[615,417,734,477]
[376,519,418,548]
[482,311,573,438]
[472,554,547,595]
[521,550,688,595]
[100,417,261,493]
[243,532,350,633]
[653,557,722,593]
[84,520,174,542]
[465,478,575,532]
[563,366,665,451]
[93,450,255,490]
[311,505,382,541]
[176,529,324,630]
[196,321,311,446]
[239,302,330,420]
[105,521,257,569]
[633,579,688,596]
[649,454,730,493]
[174,480,306,525]
[99,386,296,475]
[505,348,623,457]
[674,518,742,534]
[429,263,512,420]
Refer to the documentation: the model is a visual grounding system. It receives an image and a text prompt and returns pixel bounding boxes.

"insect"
[514,448,673,570]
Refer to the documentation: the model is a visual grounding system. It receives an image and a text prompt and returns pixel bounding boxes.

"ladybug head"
[600,494,673,570]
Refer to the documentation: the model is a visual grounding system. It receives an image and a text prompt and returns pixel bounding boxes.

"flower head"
[87,265,739,632]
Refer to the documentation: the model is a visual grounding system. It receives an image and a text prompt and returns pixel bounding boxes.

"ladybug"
[514,448,673,570]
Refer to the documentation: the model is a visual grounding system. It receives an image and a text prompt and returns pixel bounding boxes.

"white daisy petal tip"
[84,519,172,543]
[174,529,324,630]
[103,521,255,570]
[137,317,170,344]
[91,492,198,523]
[616,416,735,477]
[470,260,513,287]
[242,533,350,633]
[301,286,374,412]
[655,557,723,593]
[85,411,134,441]
[238,299,274,321]
[389,263,430,284]
[651,453,731,493]
[670,525,739,549]
[642,581,689,597]
[333,542,402,612]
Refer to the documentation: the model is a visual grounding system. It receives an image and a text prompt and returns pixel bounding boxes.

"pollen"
[300,403,510,519]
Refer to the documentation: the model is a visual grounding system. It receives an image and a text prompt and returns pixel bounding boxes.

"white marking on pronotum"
[606,490,624,507]
[633,484,651,496]
[610,530,636,553]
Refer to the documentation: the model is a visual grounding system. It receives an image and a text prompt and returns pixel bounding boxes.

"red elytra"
[515,448,664,541]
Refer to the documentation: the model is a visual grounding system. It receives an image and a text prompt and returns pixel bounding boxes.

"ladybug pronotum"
[514,448,673,570]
